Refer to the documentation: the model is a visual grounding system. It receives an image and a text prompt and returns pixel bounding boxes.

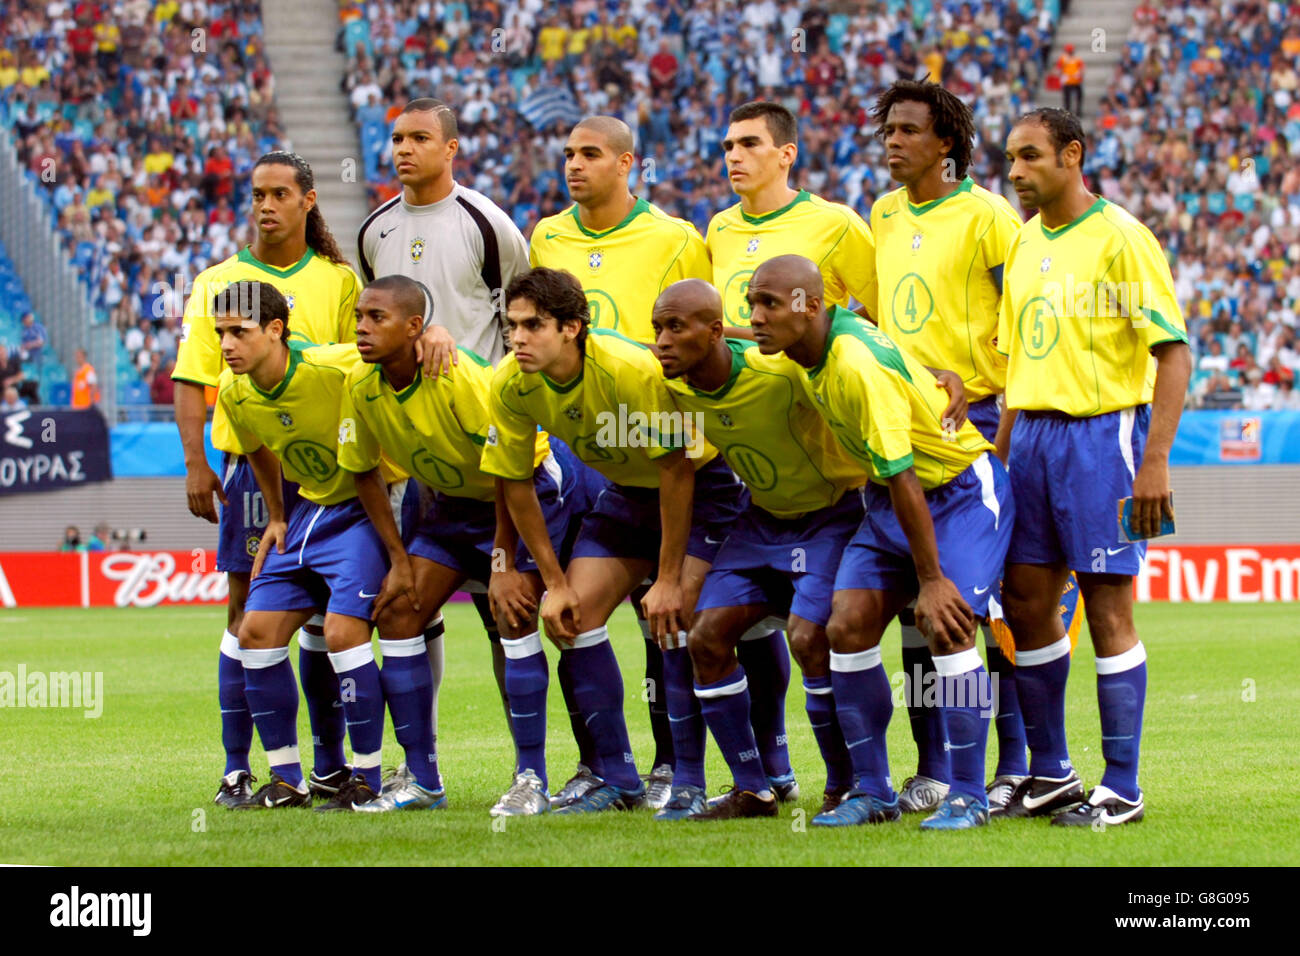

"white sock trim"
[932,647,983,677]
[241,646,289,669]
[695,673,748,699]
[802,680,834,695]
[740,622,778,642]
[219,630,241,659]
[380,635,427,658]
[570,626,609,649]
[306,613,325,628]
[265,744,299,767]
[1016,634,1071,667]
[296,628,328,653]
[328,642,376,673]
[353,750,382,770]
[830,646,883,672]
[1096,641,1146,676]
[899,623,928,649]
[501,631,544,659]
[662,629,689,651]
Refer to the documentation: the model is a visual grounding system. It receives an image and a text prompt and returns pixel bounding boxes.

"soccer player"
[211,281,397,811]
[336,275,594,814]
[750,255,1015,831]
[997,109,1191,825]
[707,101,877,330]
[356,99,532,781]
[654,280,869,819]
[529,115,756,807]
[481,267,747,814]
[870,79,1056,814]
[172,151,362,809]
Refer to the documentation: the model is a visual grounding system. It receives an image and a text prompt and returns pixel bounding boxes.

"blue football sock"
[901,631,950,783]
[1096,642,1147,802]
[565,628,638,790]
[934,649,992,803]
[697,667,768,793]
[502,631,550,787]
[639,620,674,768]
[329,643,386,792]
[738,628,792,779]
[218,630,252,775]
[296,631,346,778]
[1015,635,1073,778]
[663,639,705,789]
[984,628,1029,777]
[557,649,602,776]
[803,675,854,792]
[829,648,894,799]
[424,624,443,775]
[241,646,302,787]
[379,636,439,791]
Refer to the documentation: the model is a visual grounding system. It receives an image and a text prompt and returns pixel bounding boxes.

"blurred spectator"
[1,343,38,404]
[151,356,176,405]
[0,385,26,412]
[71,348,100,409]
[1056,42,1083,115]
[19,312,47,361]
[59,526,85,552]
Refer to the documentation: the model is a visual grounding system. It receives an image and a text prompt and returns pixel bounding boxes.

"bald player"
[751,255,1015,831]
[655,279,870,818]
[529,116,724,808]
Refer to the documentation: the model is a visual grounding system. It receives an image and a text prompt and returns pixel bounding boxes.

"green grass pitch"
[1,602,1296,866]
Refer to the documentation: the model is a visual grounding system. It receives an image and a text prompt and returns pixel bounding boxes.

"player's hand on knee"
[541,584,582,647]
[416,324,458,378]
[933,369,968,432]
[373,556,419,622]
[915,577,975,652]
[186,463,227,523]
[251,520,287,580]
[641,579,685,648]
[489,568,537,632]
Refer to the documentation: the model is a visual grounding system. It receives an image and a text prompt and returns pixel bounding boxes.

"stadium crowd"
[0,0,1298,410]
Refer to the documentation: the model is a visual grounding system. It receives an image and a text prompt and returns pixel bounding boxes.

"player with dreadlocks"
[172,150,365,810]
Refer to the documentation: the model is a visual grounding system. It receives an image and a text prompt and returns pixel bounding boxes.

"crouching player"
[212,280,412,811]
[752,255,1015,830]
[336,274,593,814]
[655,279,869,819]
[482,267,747,813]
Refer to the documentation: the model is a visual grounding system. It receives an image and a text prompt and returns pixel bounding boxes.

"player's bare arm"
[416,323,458,377]
[245,442,285,580]
[175,380,227,522]
[925,366,968,428]
[352,466,420,620]
[641,449,694,644]
[488,477,538,631]
[1132,340,1192,539]
[886,467,975,652]
[993,406,1017,465]
[502,476,579,644]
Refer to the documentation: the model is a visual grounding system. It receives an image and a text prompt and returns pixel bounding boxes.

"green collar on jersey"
[250,342,304,401]
[568,197,650,239]
[907,176,973,215]
[237,245,316,279]
[683,339,748,399]
[807,305,859,378]
[1040,195,1107,240]
[739,189,811,225]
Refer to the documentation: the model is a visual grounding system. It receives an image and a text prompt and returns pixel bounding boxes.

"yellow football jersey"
[529,198,711,344]
[800,307,992,489]
[482,329,717,488]
[872,178,1021,401]
[996,197,1188,417]
[665,340,867,518]
[707,190,877,328]
[337,348,548,502]
[217,343,364,506]
[173,247,362,453]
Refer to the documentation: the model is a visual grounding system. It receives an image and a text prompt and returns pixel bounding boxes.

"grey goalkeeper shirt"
[357,182,529,363]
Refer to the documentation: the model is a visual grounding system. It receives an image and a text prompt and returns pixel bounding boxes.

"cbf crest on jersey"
[1041,256,1052,273]
[410,237,426,264]
[278,412,294,428]
[284,293,295,311]
[911,232,923,253]
[587,249,604,273]
[745,237,761,256]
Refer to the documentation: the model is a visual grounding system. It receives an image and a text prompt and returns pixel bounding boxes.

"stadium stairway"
[1049,0,1137,126]
[262,0,371,272]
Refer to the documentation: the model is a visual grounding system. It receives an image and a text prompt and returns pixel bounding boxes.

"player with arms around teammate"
[211,281,399,811]
[172,151,362,809]
[997,109,1191,825]
[530,115,724,806]
[752,255,1015,831]
[708,101,877,331]
[482,268,747,814]
[357,98,531,774]
[654,280,869,819]
[871,79,1055,814]
[336,275,593,815]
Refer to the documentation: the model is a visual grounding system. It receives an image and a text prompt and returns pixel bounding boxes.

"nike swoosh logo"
[704,535,723,545]
[379,228,397,239]
[234,396,252,405]
[1106,546,1129,555]
[331,701,343,708]
[881,209,897,218]
[269,794,296,806]
[517,384,543,396]
[364,393,383,402]
[545,232,560,240]
[715,223,730,232]
[359,589,379,598]
[973,585,990,595]
[1022,780,1077,810]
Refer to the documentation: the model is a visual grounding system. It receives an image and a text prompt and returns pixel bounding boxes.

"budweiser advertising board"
[1,546,1298,608]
